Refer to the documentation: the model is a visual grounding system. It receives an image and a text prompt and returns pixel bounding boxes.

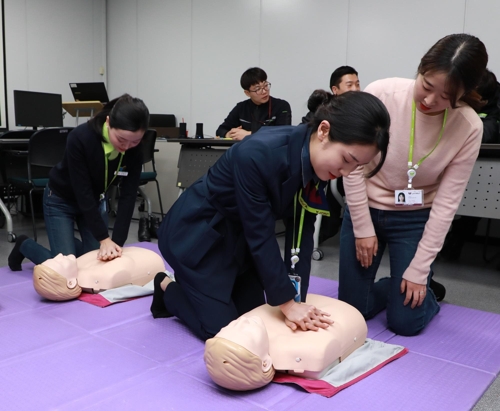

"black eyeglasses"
[248,82,271,94]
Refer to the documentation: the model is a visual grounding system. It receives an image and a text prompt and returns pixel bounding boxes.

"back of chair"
[141,129,157,165]
[29,127,73,168]
[149,114,176,128]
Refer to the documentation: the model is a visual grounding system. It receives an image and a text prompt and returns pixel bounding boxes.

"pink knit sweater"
[344,78,483,285]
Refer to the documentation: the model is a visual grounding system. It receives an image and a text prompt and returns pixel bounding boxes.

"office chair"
[0,130,36,242]
[149,114,176,127]
[7,127,73,241]
[138,129,164,217]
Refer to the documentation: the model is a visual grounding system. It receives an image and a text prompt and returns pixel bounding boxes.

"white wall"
[106,0,500,213]
[4,0,106,129]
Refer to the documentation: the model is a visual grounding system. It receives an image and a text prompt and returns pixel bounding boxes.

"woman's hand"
[355,236,378,268]
[280,300,333,331]
[97,238,122,261]
[400,278,426,309]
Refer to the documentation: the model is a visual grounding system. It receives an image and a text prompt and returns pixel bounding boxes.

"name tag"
[395,189,423,206]
[115,171,128,176]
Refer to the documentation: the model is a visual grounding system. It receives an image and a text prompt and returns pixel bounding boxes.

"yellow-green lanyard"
[101,146,124,200]
[291,191,305,271]
[407,100,448,188]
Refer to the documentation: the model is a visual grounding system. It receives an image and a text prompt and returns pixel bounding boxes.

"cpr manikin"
[204,294,367,390]
[33,247,166,301]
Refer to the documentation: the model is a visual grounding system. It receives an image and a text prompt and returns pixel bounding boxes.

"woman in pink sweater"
[338,34,488,336]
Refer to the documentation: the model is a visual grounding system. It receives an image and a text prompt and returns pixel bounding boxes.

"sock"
[8,235,29,271]
[150,272,173,318]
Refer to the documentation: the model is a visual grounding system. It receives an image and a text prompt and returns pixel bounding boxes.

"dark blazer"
[48,122,142,245]
[158,124,317,307]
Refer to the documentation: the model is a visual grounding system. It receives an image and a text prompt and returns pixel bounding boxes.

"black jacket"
[158,124,318,306]
[48,122,142,245]
[215,96,292,137]
[478,81,500,144]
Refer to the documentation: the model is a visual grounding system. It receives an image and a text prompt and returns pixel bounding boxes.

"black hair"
[307,89,390,178]
[89,93,150,136]
[329,66,359,90]
[417,33,488,110]
[477,68,497,103]
[240,67,267,91]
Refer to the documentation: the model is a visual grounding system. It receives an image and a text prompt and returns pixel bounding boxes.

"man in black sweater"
[215,67,292,140]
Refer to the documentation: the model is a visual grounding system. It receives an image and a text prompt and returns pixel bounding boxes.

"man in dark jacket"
[215,67,291,140]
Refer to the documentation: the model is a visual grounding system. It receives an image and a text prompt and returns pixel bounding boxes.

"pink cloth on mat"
[273,346,408,397]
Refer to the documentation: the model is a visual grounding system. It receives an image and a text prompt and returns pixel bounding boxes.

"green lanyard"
[407,100,448,187]
[103,151,124,195]
[291,191,306,271]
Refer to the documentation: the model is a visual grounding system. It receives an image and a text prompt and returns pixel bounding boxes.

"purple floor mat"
[0,243,498,410]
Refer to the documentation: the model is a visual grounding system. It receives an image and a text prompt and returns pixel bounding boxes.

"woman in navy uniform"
[152,90,391,340]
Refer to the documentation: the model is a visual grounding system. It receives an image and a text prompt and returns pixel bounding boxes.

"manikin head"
[33,254,82,301]
[204,316,275,390]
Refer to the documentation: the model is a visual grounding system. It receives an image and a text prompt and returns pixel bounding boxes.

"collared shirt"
[102,123,119,160]
[300,131,318,187]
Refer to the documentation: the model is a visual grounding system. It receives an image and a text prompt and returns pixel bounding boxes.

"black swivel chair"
[7,127,73,241]
[149,114,176,128]
[138,128,164,218]
[135,129,164,242]
[0,130,35,241]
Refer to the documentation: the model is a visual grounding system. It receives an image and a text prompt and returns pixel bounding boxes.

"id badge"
[289,274,301,303]
[395,189,423,206]
[99,197,108,214]
[115,170,128,176]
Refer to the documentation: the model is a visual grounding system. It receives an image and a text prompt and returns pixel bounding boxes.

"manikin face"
[42,254,78,289]
[309,120,379,181]
[332,74,360,95]
[106,117,144,153]
[217,316,272,372]
[244,81,271,105]
[413,71,463,116]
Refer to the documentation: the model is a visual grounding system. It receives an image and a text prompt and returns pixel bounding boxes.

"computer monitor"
[69,82,109,103]
[13,90,63,129]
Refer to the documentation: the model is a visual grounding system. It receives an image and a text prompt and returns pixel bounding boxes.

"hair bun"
[307,89,333,112]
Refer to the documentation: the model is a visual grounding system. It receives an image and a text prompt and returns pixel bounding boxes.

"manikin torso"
[218,294,367,379]
[42,247,166,292]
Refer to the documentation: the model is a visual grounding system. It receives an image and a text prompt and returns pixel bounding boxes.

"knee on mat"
[387,313,425,337]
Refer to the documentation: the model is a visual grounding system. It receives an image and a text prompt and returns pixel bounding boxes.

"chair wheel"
[312,249,324,261]
[8,233,16,243]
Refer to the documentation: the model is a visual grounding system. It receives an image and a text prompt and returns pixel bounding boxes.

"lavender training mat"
[0,243,498,410]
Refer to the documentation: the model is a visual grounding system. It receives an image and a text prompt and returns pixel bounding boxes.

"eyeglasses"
[248,82,271,94]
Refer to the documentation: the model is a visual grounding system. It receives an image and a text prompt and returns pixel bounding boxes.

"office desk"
[167,138,238,190]
[0,138,30,242]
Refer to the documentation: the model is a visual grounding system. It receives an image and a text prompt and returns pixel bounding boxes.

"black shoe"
[8,235,29,271]
[150,272,173,318]
[138,217,151,242]
[430,278,446,302]
[149,215,160,239]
